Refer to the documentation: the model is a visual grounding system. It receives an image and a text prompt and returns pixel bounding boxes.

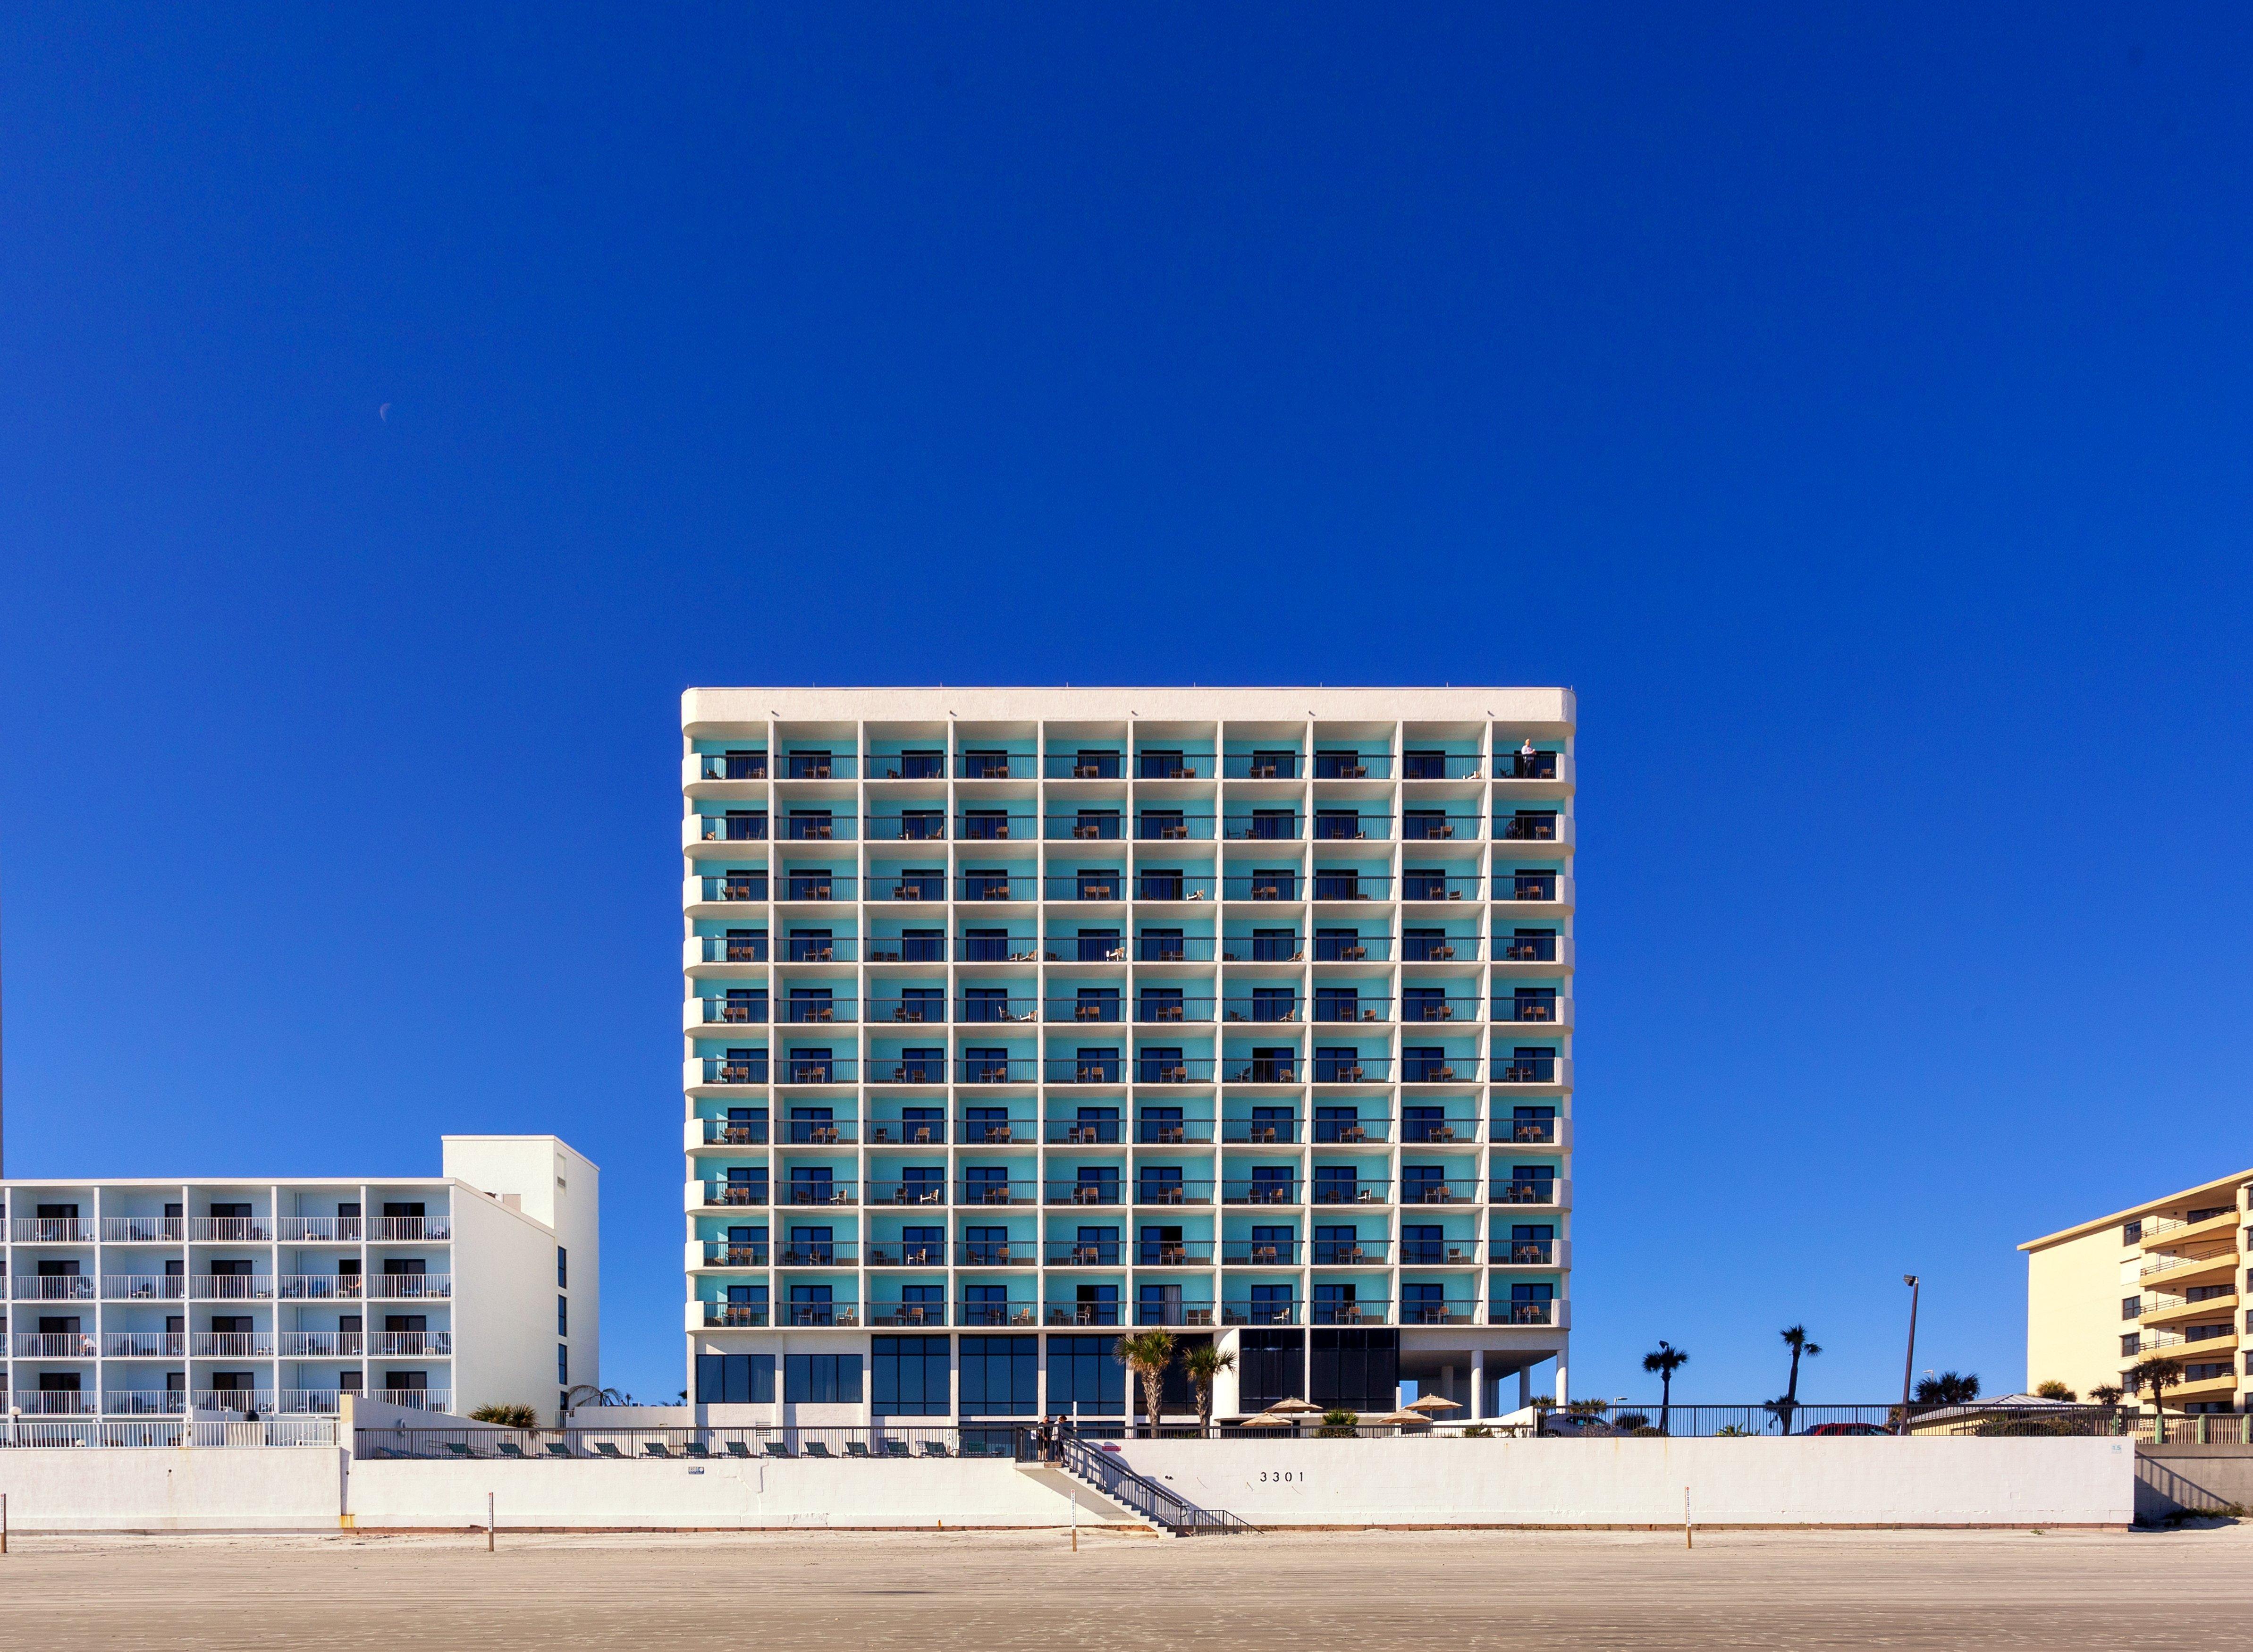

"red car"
[1798,1422,1890,1436]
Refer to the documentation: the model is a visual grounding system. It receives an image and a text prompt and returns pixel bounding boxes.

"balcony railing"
[1496,1113,1560,1144]
[1224,815,1302,841]
[1397,816,1481,842]
[957,813,1035,841]
[957,1116,1033,1143]
[698,814,770,842]
[780,754,854,780]
[1126,998,1211,1026]
[699,997,770,1025]
[780,936,858,962]
[776,874,856,902]
[13,1391,100,1415]
[98,1274,185,1300]
[1045,1303,1124,1326]
[1400,1055,1481,1082]
[782,998,858,1025]
[1221,998,1301,1023]
[956,936,1041,963]
[865,1118,947,1143]
[701,1241,771,1268]
[865,938,946,963]
[1400,936,1478,961]
[1495,814,1563,842]
[698,876,768,904]
[1043,875,1126,901]
[1134,755,1211,780]
[865,1242,947,1268]
[1049,814,1126,840]
[1494,997,1563,1024]
[372,1388,451,1411]
[1046,753,1124,779]
[1398,1115,1477,1143]
[103,1390,186,1415]
[275,1390,347,1415]
[958,1302,1042,1327]
[11,1274,96,1300]
[1136,1056,1218,1083]
[275,1217,365,1242]
[11,1218,95,1243]
[1309,1115,1388,1143]
[1500,875,1561,903]
[700,1057,771,1086]
[874,875,946,902]
[370,1216,451,1243]
[190,1332,276,1357]
[1223,876,1302,902]
[871,1182,951,1207]
[868,998,948,1025]
[957,875,1033,902]
[1311,1180,1394,1206]
[1048,1000,1124,1024]
[190,1275,277,1301]
[281,1332,367,1357]
[864,816,949,842]
[365,1273,454,1300]
[780,1182,859,1208]
[955,754,1030,779]
[1132,936,1216,962]
[1313,1299,1394,1326]
[1046,1118,1125,1144]
[1226,1058,1307,1084]
[1310,998,1389,1023]
[775,1244,858,1267]
[956,1242,1029,1265]
[1498,751,1561,780]
[866,1059,950,1086]
[1398,1179,1482,1206]
[1312,754,1390,779]
[100,1217,185,1243]
[1224,1240,1305,1264]
[1494,1240,1555,1264]
[1221,1301,1301,1325]
[1046,1181,1125,1206]
[1495,1298,1559,1325]
[1221,1119,1301,1143]
[1222,1180,1303,1206]
[957,1057,1039,1084]
[1401,754,1483,780]
[867,753,947,780]
[1131,1180,1215,1206]
[1134,815,1214,842]
[1133,1301,1218,1326]
[276,1273,367,1298]
[1394,1299,1477,1326]
[104,1331,186,1357]
[869,1305,950,1327]
[699,935,769,963]
[1494,1178,1561,1206]
[783,1120,857,1144]
[1308,1239,1386,1264]
[1495,1054,1559,1083]
[1311,817,1389,842]
[1222,754,1300,779]
[781,815,853,842]
[782,1304,859,1328]
[1134,1117,1215,1144]
[1401,874,1479,901]
[696,752,768,781]
[777,1057,859,1084]
[12,1332,97,1357]
[704,1304,770,1327]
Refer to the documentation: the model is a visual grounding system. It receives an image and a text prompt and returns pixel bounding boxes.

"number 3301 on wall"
[1256,1470,1303,1483]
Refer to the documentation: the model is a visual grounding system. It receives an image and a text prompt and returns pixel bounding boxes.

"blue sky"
[2,4,2249,1407]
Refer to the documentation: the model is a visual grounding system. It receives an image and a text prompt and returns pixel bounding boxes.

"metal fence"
[0,1417,337,1449]
[1538,1402,2151,1438]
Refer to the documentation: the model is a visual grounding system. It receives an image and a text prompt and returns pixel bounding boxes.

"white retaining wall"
[1112,1436,2135,1528]
[0,1438,2134,1531]
[0,1448,345,1531]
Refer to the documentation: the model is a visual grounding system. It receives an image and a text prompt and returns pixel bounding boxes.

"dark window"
[783,1353,863,1404]
[1236,1330,1304,1410]
[871,1336,952,1416]
[960,1335,1040,1415]
[1045,1334,1124,1416]
[695,1353,776,1404]
[557,1296,568,1335]
[900,750,945,779]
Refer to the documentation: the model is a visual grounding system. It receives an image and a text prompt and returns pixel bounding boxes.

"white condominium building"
[1,1136,597,1425]
[682,688,1574,1426]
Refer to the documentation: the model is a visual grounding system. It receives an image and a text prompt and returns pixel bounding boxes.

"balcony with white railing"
[2139,1249,2235,1281]
[275,1390,347,1415]
[188,1218,275,1242]
[188,1274,276,1300]
[276,1217,364,1242]
[104,1331,187,1357]
[103,1390,187,1416]
[12,1332,98,1357]
[100,1216,185,1243]
[369,1217,451,1242]
[101,1274,187,1301]
[371,1388,450,1411]
[191,1390,277,1414]
[365,1273,453,1301]
[189,1332,277,1358]
[276,1274,365,1300]
[10,1218,95,1243]
[13,1390,101,1415]
[369,1331,452,1357]
[279,1331,365,1357]
[12,1274,97,1300]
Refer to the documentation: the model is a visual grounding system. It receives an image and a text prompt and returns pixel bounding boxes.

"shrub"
[1461,1424,1493,1439]
[1317,1408,1359,1437]
[1714,1424,1753,1437]
[1613,1413,1650,1432]
[470,1403,540,1429]
[1632,1426,1668,1437]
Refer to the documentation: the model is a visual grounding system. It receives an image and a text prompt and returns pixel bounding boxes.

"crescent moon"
[379,403,391,421]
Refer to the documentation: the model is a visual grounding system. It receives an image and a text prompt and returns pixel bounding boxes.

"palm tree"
[2089,1383,2124,1407]
[1642,1341,1689,1435]
[1769,1325,1822,1434]
[1114,1329,1178,1437]
[2034,1380,2077,1402]
[2128,1356,2181,1424]
[1914,1371,1981,1407]
[1182,1343,1236,1436]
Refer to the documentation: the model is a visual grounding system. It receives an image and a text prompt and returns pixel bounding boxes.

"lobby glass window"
[1311,1329,1398,1410]
[1236,1330,1303,1409]
[696,1354,776,1404]
[784,1352,862,1403]
[872,1336,951,1416]
[1046,1334,1124,1416]
[961,1335,1039,1414]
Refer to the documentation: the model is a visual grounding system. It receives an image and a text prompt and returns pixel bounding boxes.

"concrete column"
[1441,1363,1456,1408]
[1554,1356,1569,1408]
[1470,1349,1486,1419]
[1518,1365,1531,1411]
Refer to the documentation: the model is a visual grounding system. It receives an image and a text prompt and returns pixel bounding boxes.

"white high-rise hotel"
[681,688,1572,1424]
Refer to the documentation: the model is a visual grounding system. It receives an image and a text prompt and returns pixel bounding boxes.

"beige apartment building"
[2021,1170,2249,1414]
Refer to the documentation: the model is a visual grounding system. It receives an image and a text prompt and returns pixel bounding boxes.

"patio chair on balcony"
[764,1441,793,1458]
[683,1441,711,1459]
[595,1442,627,1459]
[884,1439,913,1458]
[726,1441,755,1459]
[495,1441,530,1460]
[445,1441,482,1459]
[846,1440,871,1458]
[921,1441,951,1458]
[644,1442,673,1459]
[803,1441,835,1459]
[545,1442,577,1459]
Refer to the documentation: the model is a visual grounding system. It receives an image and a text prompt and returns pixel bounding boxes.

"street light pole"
[1897,1275,1920,1434]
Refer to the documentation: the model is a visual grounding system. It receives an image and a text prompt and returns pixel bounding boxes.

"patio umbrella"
[1264,1398,1325,1415]
[1405,1395,1463,1415]
[1239,1413,1296,1428]
[1366,1411,1433,1426]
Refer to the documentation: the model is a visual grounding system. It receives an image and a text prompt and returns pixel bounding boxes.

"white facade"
[681,687,1575,1424]
[0,1135,596,1426]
